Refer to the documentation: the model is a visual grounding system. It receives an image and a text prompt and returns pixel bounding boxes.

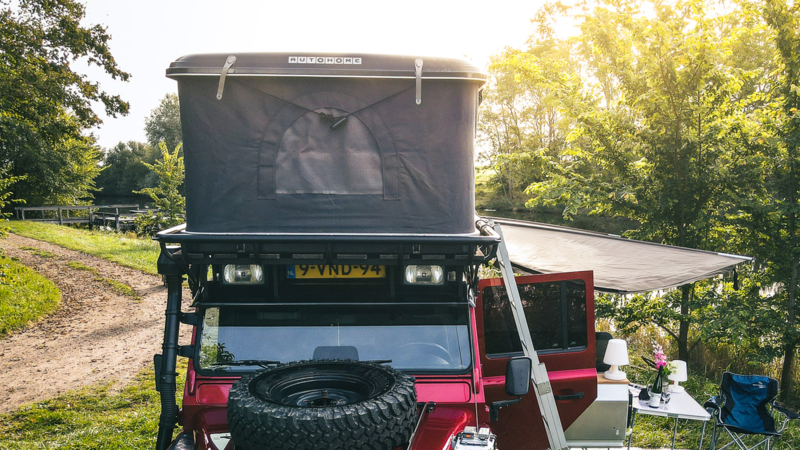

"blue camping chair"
[705,372,799,450]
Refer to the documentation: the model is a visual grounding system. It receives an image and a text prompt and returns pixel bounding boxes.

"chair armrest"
[773,401,800,420]
[704,396,724,411]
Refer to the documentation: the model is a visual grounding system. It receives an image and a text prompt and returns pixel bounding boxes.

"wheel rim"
[250,362,395,408]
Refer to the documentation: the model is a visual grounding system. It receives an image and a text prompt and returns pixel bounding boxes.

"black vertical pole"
[156,250,183,450]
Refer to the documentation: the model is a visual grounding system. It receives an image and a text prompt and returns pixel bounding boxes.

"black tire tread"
[228,360,416,450]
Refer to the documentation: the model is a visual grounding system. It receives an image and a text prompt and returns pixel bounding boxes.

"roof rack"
[155,223,500,268]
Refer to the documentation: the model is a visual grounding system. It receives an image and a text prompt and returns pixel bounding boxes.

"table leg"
[627,411,638,450]
[671,417,679,450]
[698,420,708,450]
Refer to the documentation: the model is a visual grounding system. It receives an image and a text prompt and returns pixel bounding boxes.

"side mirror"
[490,356,533,422]
[505,356,532,396]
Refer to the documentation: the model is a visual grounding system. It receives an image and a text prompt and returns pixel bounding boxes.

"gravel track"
[0,233,191,414]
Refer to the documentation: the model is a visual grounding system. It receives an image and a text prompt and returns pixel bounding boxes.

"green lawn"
[0,362,186,449]
[625,361,800,450]
[9,221,159,275]
[0,254,60,337]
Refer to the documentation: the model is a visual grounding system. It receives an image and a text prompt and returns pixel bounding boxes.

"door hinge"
[178,345,194,358]
[179,312,198,326]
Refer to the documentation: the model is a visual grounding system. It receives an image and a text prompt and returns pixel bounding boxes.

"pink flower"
[653,343,668,369]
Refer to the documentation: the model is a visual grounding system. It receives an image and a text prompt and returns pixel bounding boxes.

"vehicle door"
[477,271,597,450]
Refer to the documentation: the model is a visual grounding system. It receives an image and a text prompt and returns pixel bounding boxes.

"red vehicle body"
[162,266,598,450]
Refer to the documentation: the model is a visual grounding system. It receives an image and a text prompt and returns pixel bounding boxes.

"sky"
[81,0,548,150]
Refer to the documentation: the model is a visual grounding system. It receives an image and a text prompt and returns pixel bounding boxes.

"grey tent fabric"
[494,218,751,294]
[167,53,486,234]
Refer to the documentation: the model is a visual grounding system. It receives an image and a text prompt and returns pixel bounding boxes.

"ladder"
[493,222,570,450]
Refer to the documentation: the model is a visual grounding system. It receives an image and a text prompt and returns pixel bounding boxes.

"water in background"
[477,207,639,236]
[93,195,154,213]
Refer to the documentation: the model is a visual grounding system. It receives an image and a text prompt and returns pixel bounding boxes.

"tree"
[752,0,800,399]
[0,0,129,206]
[526,0,769,361]
[145,93,182,154]
[478,4,585,207]
[134,142,185,234]
[95,141,159,196]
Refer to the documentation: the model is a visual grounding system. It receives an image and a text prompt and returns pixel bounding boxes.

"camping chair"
[705,372,799,450]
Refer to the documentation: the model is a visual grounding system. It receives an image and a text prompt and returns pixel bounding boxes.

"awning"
[492,217,752,294]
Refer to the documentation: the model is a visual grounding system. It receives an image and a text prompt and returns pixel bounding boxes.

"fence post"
[58,208,63,225]
[89,209,94,230]
[21,210,25,220]
[115,213,120,232]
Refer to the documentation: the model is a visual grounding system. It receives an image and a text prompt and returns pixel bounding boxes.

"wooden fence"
[14,204,144,231]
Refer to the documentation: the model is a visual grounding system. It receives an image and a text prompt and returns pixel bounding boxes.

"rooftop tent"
[167,53,487,235]
[493,218,752,294]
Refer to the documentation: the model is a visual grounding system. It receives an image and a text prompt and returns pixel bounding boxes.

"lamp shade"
[603,339,629,366]
[668,360,688,382]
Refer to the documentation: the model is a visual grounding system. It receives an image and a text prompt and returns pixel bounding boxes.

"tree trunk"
[678,284,691,362]
[780,254,798,401]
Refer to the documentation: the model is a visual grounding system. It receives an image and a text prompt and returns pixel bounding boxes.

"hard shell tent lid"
[168,53,487,235]
[166,52,489,81]
[494,218,752,294]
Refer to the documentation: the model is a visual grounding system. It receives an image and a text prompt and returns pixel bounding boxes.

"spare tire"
[227,360,417,450]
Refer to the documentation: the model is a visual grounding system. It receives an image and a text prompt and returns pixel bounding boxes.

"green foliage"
[528,0,767,248]
[134,142,185,235]
[0,361,186,449]
[487,0,800,399]
[96,142,159,197]
[478,3,585,207]
[144,93,182,154]
[8,221,159,275]
[503,0,775,362]
[0,168,24,237]
[0,253,60,337]
[748,0,800,397]
[0,0,129,207]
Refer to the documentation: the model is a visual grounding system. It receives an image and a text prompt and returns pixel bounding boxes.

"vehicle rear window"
[482,280,587,358]
[197,304,471,374]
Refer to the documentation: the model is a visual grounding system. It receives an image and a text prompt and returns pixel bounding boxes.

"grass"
[103,279,141,301]
[19,246,57,259]
[66,261,141,301]
[618,330,800,450]
[9,221,159,275]
[628,372,800,450]
[0,361,186,449]
[0,254,61,337]
[66,261,96,272]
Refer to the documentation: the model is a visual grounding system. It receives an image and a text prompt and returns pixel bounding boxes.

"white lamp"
[603,339,630,380]
[668,360,688,393]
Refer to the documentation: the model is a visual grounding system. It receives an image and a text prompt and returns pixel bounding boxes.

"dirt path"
[0,233,192,414]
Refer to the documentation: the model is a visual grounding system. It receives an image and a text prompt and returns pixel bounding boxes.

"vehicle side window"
[482,279,587,358]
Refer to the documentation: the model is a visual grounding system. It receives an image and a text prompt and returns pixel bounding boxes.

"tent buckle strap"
[415,58,423,105]
[216,55,237,100]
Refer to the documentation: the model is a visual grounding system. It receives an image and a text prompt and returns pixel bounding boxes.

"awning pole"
[494,222,570,450]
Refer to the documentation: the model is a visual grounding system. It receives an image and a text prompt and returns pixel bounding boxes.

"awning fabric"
[493,218,752,294]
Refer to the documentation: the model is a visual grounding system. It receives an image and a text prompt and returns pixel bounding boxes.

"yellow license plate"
[287,265,386,279]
